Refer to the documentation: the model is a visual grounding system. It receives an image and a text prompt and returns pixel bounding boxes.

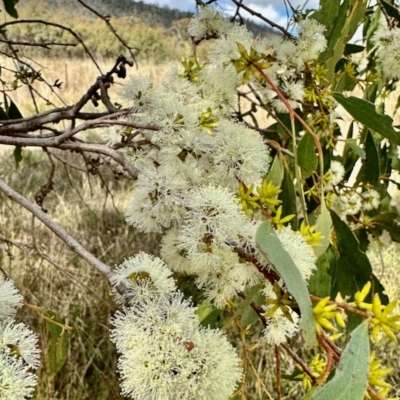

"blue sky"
[139,0,320,28]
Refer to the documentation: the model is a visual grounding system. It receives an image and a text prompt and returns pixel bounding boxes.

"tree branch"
[0,178,113,279]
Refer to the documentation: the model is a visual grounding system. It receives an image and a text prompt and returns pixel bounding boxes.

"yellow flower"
[313,296,346,334]
[355,282,400,342]
[300,220,324,247]
[232,43,271,84]
[368,351,393,392]
[237,182,260,214]
[295,354,326,389]
[264,282,297,323]
[256,180,282,211]
[272,206,295,231]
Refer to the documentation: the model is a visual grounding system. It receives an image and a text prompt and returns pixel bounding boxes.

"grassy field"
[1,56,400,399]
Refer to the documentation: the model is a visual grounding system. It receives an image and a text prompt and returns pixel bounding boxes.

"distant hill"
[18,0,275,36]
[5,0,275,62]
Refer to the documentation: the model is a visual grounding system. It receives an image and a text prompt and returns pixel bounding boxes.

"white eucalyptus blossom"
[372,22,400,79]
[111,252,176,303]
[0,352,38,400]
[195,246,262,308]
[275,226,317,282]
[0,277,23,321]
[324,160,345,191]
[362,189,380,211]
[208,24,254,66]
[332,190,362,217]
[291,18,327,67]
[0,319,41,369]
[187,5,232,41]
[111,292,242,400]
[119,75,154,112]
[160,228,193,274]
[211,120,270,189]
[262,308,299,345]
[177,185,247,258]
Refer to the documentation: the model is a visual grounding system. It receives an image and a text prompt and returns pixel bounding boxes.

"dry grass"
[0,148,160,399]
[1,56,171,118]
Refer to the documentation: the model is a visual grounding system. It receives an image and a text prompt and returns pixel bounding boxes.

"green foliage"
[3,0,19,18]
[331,211,387,303]
[43,310,70,375]
[256,221,316,347]
[312,322,370,400]
[333,93,400,146]
[298,133,318,179]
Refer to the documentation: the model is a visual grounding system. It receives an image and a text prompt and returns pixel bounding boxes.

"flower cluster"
[110,254,242,400]
[372,22,400,79]
[110,5,330,396]
[0,276,40,399]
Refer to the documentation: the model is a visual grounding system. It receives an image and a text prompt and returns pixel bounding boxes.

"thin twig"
[229,0,294,39]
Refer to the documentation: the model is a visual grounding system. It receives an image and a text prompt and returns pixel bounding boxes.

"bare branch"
[0,178,113,279]
[0,56,134,135]
[0,19,102,73]
[0,38,78,49]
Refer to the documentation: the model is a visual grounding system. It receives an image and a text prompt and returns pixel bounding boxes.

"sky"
[138,0,320,28]
[138,0,364,42]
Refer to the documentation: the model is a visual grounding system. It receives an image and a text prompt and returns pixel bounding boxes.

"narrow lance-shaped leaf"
[256,221,316,347]
[318,0,367,83]
[331,211,388,305]
[298,133,317,179]
[333,93,400,145]
[266,154,284,187]
[314,200,332,258]
[3,0,19,18]
[312,322,369,400]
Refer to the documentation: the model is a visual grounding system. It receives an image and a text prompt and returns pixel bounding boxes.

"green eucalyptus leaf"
[311,0,340,27]
[196,300,220,328]
[222,283,262,329]
[333,93,400,145]
[318,0,367,82]
[13,146,22,168]
[335,68,357,92]
[314,200,332,258]
[3,0,19,18]
[356,131,380,186]
[308,247,334,298]
[0,106,8,120]
[266,155,284,187]
[312,322,369,400]
[298,133,317,179]
[256,221,316,347]
[371,212,400,242]
[380,0,400,22]
[278,168,298,230]
[344,43,364,55]
[331,211,388,304]
[8,99,23,119]
[44,310,70,375]
[345,138,366,160]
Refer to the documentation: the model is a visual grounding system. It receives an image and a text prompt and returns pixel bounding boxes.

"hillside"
[1,0,275,62]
